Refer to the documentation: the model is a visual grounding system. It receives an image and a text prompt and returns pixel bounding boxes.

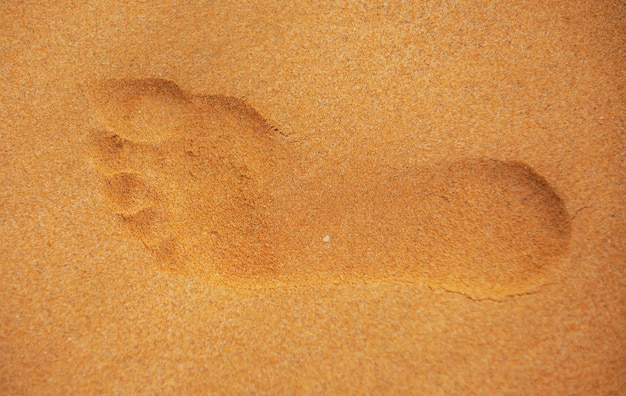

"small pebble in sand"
[323,235,330,243]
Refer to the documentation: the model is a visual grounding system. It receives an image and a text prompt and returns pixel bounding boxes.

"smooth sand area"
[1,1,624,394]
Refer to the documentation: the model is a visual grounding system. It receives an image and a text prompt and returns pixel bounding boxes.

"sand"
[1,1,624,394]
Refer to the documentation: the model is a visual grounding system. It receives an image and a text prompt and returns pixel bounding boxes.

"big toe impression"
[89,78,196,143]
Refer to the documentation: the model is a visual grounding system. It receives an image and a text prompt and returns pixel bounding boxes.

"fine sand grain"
[1,1,624,394]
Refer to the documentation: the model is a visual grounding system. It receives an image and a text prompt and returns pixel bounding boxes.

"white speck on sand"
[323,235,330,243]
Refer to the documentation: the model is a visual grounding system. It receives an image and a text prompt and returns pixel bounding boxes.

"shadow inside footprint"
[84,77,571,300]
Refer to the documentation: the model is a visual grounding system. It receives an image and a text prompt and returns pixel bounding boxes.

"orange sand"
[1,1,624,394]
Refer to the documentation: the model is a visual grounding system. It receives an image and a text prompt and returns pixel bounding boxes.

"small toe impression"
[88,130,132,170]
[118,207,172,246]
[102,172,155,214]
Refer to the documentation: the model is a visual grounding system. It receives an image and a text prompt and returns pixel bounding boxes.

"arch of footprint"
[86,78,571,300]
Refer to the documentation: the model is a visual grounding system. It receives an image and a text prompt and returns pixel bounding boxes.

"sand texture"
[1,1,625,394]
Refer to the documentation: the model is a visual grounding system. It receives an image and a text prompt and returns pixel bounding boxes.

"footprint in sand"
[84,78,571,300]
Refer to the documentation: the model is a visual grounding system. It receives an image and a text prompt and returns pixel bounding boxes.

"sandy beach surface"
[1,1,624,394]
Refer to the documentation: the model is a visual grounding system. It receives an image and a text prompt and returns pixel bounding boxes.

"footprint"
[84,78,571,299]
